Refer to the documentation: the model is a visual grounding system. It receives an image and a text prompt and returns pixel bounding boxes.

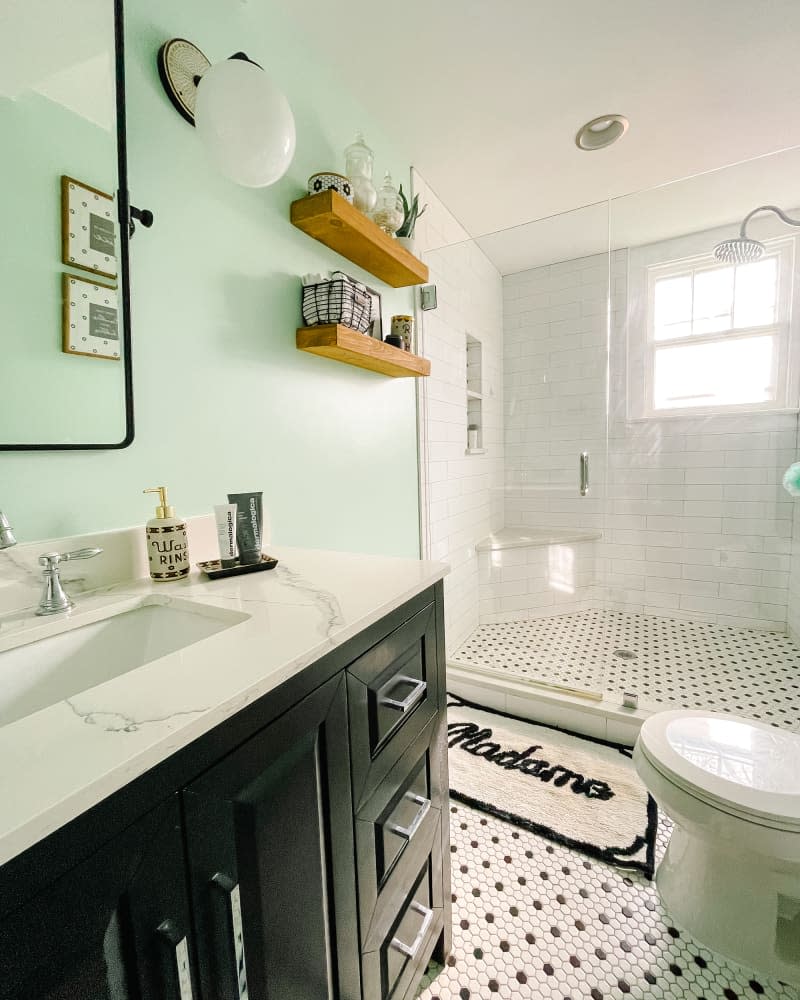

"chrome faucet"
[36,548,103,616]
[0,512,17,549]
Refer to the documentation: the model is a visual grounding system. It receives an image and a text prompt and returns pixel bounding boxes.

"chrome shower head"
[714,204,800,265]
[713,237,765,263]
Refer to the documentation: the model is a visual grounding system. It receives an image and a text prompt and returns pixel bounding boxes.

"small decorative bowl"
[308,172,354,204]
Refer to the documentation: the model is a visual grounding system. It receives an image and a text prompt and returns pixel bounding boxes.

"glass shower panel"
[462,202,612,697]
[604,146,800,712]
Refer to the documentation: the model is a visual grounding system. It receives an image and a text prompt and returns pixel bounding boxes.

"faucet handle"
[63,547,103,562]
[0,512,16,550]
[38,547,103,569]
[35,548,103,616]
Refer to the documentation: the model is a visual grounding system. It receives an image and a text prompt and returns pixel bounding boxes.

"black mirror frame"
[0,0,134,451]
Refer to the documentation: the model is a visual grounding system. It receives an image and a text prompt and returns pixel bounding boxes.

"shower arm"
[739,204,800,240]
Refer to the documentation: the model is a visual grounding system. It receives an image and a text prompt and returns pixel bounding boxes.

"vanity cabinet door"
[0,796,197,1000]
[182,673,360,1000]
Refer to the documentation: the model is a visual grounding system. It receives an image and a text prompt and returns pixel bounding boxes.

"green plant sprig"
[397,184,428,238]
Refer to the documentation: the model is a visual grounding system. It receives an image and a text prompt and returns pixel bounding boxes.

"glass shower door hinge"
[420,285,438,311]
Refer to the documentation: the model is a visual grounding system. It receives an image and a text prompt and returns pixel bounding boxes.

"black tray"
[196,554,279,579]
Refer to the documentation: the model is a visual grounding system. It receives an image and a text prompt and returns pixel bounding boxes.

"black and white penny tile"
[417,803,796,1000]
[454,611,800,730]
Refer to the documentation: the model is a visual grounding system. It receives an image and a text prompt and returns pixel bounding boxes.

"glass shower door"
[470,201,612,698]
[603,147,800,717]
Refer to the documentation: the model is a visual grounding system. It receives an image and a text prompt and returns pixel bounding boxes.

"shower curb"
[447,659,648,748]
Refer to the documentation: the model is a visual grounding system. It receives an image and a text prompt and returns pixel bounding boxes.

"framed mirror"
[0,0,133,450]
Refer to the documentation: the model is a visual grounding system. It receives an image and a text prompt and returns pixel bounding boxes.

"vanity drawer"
[360,835,444,1000]
[347,603,439,808]
[377,754,432,884]
[355,720,445,937]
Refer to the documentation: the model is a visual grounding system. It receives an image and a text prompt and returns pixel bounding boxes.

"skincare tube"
[214,504,238,567]
[227,491,263,565]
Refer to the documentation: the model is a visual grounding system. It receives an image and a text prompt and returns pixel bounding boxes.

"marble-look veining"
[273,563,345,637]
[0,519,447,867]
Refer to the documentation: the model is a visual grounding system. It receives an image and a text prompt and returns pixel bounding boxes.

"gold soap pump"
[143,486,190,581]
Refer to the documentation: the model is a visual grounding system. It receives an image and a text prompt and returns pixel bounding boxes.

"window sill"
[626,406,800,423]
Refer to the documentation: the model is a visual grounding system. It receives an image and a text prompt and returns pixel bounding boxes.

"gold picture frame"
[62,273,120,361]
[61,175,117,279]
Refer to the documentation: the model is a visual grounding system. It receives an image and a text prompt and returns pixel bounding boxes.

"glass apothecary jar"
[371,171,403,236]
[344,131,377,214]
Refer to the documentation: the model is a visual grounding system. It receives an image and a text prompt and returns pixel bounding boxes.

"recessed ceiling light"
[575,114,629,151]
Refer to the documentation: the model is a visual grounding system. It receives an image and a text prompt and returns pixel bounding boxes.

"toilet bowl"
[633,710,800,986]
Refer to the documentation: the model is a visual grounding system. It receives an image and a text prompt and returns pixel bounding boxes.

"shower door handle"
[579,452,589,497]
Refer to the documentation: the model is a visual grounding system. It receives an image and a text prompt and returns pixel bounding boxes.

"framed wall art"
[62,273,120,361]
[366,285,383,340]
[61,175,117,279]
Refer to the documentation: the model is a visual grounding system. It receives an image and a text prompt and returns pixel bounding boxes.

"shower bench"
[477,526,602,624]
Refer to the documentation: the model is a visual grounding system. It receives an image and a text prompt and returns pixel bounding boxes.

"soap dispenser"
[143,486,190,581]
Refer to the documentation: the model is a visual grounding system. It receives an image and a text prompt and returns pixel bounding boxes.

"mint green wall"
[1,0,421,558]
[0,93,125,445]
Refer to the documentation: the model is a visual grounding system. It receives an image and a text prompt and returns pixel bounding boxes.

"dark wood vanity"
[0,583,451,1000]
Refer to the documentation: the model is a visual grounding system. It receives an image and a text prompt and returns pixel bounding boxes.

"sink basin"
[0,597,250,727]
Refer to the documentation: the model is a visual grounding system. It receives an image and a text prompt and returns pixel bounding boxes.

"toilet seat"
[637,710,800,832]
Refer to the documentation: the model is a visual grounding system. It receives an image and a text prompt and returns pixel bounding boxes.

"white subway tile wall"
[503,253,611,544]
[414,170,504,654]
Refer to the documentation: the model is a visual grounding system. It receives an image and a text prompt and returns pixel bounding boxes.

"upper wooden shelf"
[290,191,429,288]
[297,325,431,378]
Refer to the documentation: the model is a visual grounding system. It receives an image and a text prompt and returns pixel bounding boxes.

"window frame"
[626,233,798,421]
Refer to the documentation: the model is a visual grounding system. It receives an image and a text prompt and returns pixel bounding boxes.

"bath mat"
[447,696,657,877]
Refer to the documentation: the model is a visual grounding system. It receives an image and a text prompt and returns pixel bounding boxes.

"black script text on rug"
[447,697,657,877]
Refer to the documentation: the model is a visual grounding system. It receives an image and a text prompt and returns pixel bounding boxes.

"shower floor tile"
[452,610,800,730]
[416,803,795,1000]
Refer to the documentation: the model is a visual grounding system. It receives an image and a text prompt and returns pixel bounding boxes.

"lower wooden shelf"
[296,325,431,378]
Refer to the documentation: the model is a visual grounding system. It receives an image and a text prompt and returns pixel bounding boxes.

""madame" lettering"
[448,721,614,801]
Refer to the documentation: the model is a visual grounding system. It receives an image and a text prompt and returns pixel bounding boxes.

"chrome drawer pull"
[211,873,249,999]
[388,793,431,841]
[156,920,195,1000]
[390,901,434,959]
[379,676,427,713]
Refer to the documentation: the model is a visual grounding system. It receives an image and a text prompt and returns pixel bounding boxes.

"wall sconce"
[157,38,296,188]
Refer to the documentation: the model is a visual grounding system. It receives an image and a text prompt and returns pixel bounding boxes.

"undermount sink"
[0,597,250,728]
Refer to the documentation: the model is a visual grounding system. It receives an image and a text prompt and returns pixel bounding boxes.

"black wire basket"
[301,274,372,333]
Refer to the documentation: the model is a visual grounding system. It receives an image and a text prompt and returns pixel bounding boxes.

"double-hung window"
[628,236,796,418]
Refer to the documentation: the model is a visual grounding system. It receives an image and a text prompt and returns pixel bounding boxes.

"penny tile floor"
[453,611,800,731]
[416,803,796,1000]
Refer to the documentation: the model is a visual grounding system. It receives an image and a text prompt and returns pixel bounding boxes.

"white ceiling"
[287,0,800,269]
[472,146,800,272]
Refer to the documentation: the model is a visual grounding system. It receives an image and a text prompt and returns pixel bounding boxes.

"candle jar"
[390,314,414,351]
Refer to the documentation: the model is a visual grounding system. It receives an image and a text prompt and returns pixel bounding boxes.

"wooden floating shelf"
[290,191,429,288]
[297,325,431,378]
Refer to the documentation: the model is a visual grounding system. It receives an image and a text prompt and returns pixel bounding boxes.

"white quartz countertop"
[0,545,447,868]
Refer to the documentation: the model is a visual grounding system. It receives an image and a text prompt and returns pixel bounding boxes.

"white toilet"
[634,710,800,986]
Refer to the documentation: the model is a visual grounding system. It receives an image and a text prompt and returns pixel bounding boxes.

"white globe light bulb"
[194,58,296,188]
